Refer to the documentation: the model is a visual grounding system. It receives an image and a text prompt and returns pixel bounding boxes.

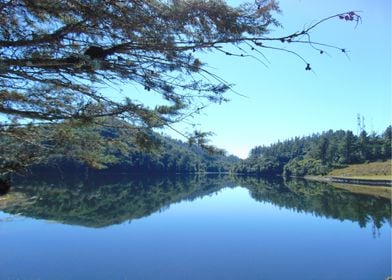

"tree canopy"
[0,0,360,174]
[234,126,392,177]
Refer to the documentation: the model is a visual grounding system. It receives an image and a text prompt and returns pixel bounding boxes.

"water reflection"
[0,172,234,227]
[0,172,390,230]
[239,177,391,231]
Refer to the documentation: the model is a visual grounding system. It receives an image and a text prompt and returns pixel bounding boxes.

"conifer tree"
[0,0,360,174]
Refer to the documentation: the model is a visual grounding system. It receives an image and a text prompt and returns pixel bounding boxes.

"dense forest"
[233,126,392,177]
[101,136,240,174]
[3,122,391,178]
[1,117,238,176]
[24,120,240,175]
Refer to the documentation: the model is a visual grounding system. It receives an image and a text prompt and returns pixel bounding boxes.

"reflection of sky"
[0,187,390,280]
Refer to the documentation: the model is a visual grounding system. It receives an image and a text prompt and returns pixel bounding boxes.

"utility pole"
[357,114,366,135]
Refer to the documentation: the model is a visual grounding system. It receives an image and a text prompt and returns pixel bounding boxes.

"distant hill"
[100,134,240,173]
[29,122,240,175]
[1,117,240,176]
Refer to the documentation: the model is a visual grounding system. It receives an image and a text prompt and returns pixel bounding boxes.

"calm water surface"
[0,174,390,280]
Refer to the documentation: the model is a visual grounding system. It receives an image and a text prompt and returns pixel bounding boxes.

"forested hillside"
[233,126,392,177]
[103,136,240,174]
[4,119,390,177]
[28,124,239,175]
[1,116,239,176]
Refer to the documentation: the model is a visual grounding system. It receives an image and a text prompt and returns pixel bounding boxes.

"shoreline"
[304,175,391,199]
[304,175,392,187]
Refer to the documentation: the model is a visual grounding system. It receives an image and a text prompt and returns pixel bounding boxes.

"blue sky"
[125,0,390,158]
[163,0,391,158]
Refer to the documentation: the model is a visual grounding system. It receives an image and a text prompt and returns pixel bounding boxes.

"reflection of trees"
[1,173,390,230]
[236,177,391,229]
[0,172,234,228]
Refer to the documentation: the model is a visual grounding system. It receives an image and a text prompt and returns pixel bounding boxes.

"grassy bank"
[305,161,391,199]
[328,160,391,180]
[304,175,391,199]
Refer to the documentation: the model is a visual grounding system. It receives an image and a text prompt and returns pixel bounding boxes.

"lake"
[0,173,390,280]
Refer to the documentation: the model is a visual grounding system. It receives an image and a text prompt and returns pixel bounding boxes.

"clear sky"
[166,0,392,158]
[156,0,391,158]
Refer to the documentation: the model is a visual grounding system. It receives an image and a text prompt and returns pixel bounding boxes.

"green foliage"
[283,158,330,177]
[0,0,281,173]
[233,156,284,176]
[234,126,392,177]
[0,1,360,173]
[0,118,131,174]
[0,117,239,175]
[23,120,239,174]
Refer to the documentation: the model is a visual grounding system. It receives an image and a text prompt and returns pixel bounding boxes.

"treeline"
[31,126,239,175]
[233,126,392,177]
[104,137,239,174]
[0,118,239,177]
[1,117,239,176]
